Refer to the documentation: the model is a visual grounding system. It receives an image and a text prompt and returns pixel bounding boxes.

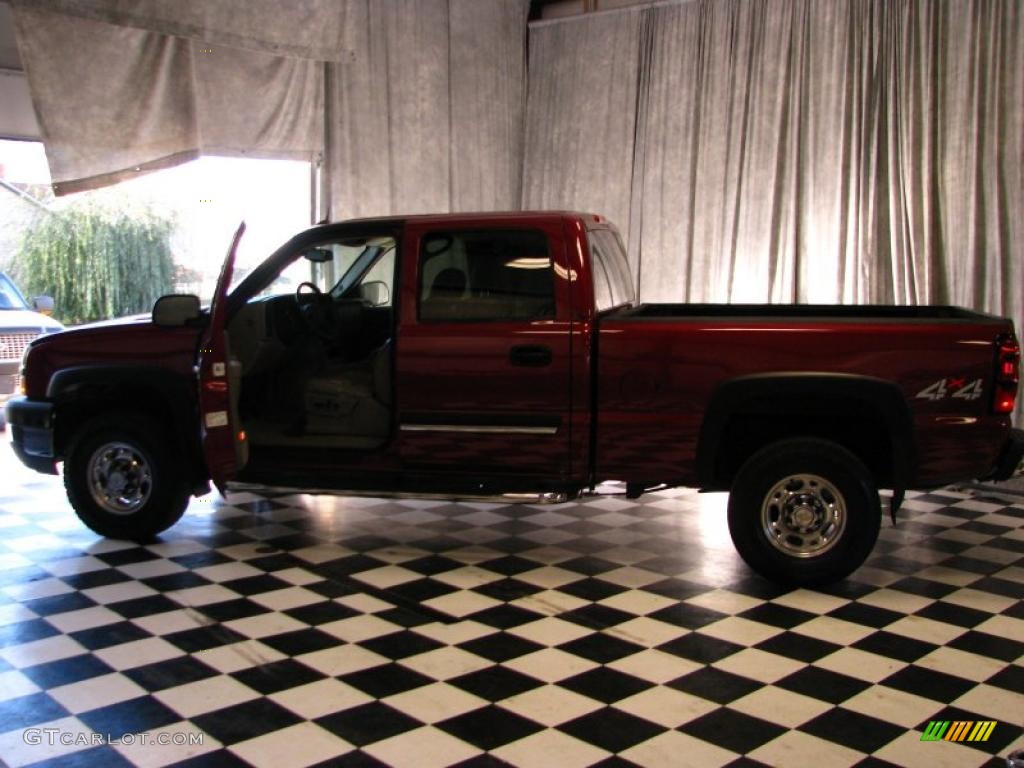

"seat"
[302,339,391,439]
[421,268,466,321]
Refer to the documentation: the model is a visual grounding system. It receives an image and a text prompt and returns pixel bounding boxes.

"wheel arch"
[48,365,206,490]
[696,373,915,491]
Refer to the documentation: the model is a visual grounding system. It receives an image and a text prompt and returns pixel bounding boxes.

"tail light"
[993,334,1020,414]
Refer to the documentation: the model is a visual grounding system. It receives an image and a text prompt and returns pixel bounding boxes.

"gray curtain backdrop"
[328,0,528,220]
[523,0,1024,335]
[522,9,643,244]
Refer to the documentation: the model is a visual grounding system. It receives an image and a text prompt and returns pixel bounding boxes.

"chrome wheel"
[86,441,153,516]
[760,473,846,558]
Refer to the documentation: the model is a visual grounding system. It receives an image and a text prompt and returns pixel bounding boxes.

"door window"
[418,229,554,322]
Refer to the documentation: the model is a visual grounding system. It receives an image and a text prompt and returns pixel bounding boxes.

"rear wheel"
[64,413,190,541]
[727,438,881,586]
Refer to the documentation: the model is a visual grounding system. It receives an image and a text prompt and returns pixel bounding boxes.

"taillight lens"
[993,334,1020,414]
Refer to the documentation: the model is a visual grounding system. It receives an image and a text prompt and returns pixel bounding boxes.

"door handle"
[510,344,552,367]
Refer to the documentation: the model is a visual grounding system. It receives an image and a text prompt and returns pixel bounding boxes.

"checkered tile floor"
[0,442,1022,768]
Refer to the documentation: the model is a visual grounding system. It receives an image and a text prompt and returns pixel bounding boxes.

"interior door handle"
[510,344,552,367]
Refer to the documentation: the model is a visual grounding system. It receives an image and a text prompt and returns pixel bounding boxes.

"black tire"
[727,438,881,587]
[64,412,190,541]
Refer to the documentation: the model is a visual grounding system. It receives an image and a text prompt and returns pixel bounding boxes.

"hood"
[0,308,64,332]
[68,312,152,331]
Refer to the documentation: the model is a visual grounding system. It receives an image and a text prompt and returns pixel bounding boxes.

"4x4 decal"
[915,377,984,402]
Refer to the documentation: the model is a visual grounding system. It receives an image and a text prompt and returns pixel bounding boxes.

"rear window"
[419,229,554,322]
[589,229,634,312]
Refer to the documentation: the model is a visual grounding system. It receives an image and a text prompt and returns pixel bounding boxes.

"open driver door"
[197,222,249,493]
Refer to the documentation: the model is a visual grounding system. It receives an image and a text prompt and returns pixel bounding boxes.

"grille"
[0,332,38,361]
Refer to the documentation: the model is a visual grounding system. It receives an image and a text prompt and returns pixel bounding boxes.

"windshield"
[0,274,30,310]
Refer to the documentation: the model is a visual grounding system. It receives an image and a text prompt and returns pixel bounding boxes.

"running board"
[223,482,571,505]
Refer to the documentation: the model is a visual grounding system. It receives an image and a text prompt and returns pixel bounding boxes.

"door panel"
[396,221,574,481]
[198,223,246,491]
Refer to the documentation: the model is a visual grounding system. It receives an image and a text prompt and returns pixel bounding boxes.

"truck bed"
[595,303,1015,490]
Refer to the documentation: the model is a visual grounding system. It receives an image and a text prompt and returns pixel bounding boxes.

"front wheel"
[727,438,881,587]
[64,413,190,541]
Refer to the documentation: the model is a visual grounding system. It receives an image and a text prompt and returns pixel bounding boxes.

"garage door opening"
[0,139,313,325]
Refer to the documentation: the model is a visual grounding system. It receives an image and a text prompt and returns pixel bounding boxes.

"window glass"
[590,230,635,310]
[0,274,29,310]
[590,245,614,313]
[419,230,553,322]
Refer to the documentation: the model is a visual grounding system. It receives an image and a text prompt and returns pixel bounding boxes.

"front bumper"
[986,427,1024,482]
[5,396,58,475]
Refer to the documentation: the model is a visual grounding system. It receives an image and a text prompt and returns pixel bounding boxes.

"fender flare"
[696,373,915,488]
[47,365,200,471]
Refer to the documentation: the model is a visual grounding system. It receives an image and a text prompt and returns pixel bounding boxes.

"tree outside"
[14,194,176,325]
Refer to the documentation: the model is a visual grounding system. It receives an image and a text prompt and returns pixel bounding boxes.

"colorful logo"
[921,721,997,742]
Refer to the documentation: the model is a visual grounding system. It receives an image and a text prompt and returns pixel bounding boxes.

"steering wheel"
[294,281,339,341]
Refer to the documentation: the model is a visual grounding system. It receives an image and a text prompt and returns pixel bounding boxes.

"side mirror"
[32,295,54,316]
[359,281,390,307]
[153,294,201,327]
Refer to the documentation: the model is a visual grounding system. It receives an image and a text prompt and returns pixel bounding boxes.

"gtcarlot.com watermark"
[23,728,204,747]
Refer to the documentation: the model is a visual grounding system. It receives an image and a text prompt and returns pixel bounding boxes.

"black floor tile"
[737,603,815,630]
[680,708,786,754]
[559,667,652,703]
[668,667,761,704]
[22,653,114,688]
[78,696,180,739]
[658,632,743,664]
[192,697,303,745]
[827,602,903,629]
[315,701,422,747]
[880,665,975,702]
[558,578,629,602]
[648,602,728,629]
[197,597,269,622]
[852,631,938,662]
[439,704,545,750]
[259,627,341,656]
[0,691,70,730]
[457,632,544,663]
[231,658,325,694]
[754,631,842,663]
[915,601,992,628]
[776,667,872,704]
[557,632,645,664]
[23,591,97,617]
[359,630,445,660]
[466,604,545,630]
[800,707,906,753]
[341,662,434,698]
[558,706,666,753]
[163,625,249,654]
[123,655,220,692]
[449,666,544,701]
[106,594,181,619]
[70,621,152,651]
[984,663,1024,693]
[947,630,1024,662]
[0,617,60,647]
[561,603,636,630]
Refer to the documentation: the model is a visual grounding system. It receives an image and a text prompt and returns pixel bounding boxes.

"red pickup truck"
[7,212,1023,585]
